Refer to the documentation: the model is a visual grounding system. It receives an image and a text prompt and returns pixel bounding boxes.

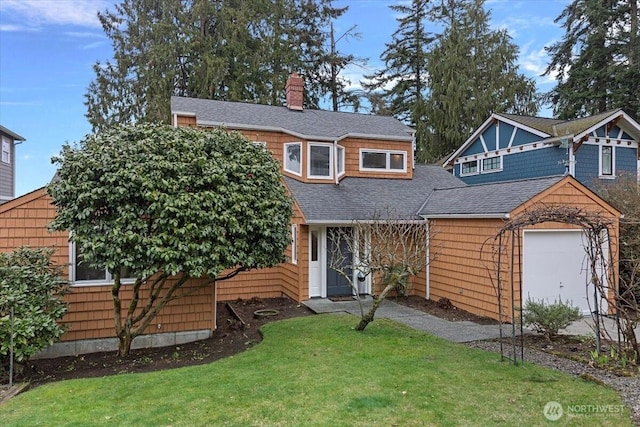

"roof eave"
[196,120,413,143]
[421,213,510,219]
[0,125,26,142]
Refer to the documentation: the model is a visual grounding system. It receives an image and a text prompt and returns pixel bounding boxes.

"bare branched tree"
[328,209,429,331]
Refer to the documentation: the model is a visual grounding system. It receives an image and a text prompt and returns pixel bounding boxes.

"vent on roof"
[286,72,304,111]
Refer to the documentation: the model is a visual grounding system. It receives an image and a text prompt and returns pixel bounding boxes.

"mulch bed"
[2,294,636,404]
[2,297,312,389]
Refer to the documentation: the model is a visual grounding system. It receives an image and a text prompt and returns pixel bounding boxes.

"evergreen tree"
[423,0,538,161]
[544,0,640,119]
[85,0,348,131]
[363,0,433,126]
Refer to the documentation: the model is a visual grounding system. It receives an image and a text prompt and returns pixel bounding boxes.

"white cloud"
[519,44,557,86]
[0,0,109,29]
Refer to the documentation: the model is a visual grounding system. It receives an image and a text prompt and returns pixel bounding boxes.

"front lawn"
[1,315,629,426]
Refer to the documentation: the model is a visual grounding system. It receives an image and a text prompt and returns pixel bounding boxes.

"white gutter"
[196,120,414,143]
[421,213,510,220]
[305,219,427,225]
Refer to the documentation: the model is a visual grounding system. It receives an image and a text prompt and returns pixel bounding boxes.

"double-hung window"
[481,156,501,173]
[1,138,10,164]
[359,149,406,172]
[600,145,614,177]
[283,142,302,176]
[460,160,478,176]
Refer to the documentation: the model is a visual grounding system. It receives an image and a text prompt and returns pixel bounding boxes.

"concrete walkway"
[302,297,510,343]
[302,297,638,342]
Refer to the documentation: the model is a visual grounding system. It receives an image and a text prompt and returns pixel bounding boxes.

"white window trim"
[307,142,334,179]
[291,224,298,265]
[460,159,479,176]
[69,242,136,286]
[1,138,10,164]
[283,142,302,176]
[480,155,503,174]
[336,144,346,177]
[599,145,615,178]
[359,149,407,173]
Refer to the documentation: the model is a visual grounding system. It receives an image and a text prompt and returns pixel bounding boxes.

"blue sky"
[0,0,569,197]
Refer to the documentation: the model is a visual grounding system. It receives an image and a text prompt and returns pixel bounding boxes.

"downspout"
[425,219,430,299]
[172,113,178,128]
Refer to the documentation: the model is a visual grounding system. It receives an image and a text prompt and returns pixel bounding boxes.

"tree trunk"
[355,274,404,331]
[118,332,134,357]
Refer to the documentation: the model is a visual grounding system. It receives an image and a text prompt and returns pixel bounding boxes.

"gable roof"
[445,109,640,166]
[419,176,564,218]
[0,125,26,142]
[284,164,463,223]
[171,96,414,142]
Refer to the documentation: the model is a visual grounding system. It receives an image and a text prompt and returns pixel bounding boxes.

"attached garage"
[421,175,619,322]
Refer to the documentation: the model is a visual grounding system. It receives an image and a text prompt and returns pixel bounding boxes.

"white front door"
[308,227,324,297]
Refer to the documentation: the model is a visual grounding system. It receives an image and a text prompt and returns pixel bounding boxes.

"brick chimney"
[286,72,304,111]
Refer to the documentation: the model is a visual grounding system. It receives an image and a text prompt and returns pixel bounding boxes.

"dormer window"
[359,149,406,172]
[284,142,302,176]
[308,143,333,178]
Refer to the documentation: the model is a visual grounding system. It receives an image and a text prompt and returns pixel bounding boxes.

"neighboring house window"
[1,138,10,164]
[308,142,333,178]
[71,242,135,284]
[481,156,502,173]
[460,160,479,176]
[600,145,614,177]
[291,224,298,264]
[284,142,302,176]
[360,149,406,172]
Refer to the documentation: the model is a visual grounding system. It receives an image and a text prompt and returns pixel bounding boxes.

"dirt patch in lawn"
[2,297,312,390]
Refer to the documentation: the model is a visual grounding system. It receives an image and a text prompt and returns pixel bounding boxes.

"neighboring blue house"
[445,109,640,189]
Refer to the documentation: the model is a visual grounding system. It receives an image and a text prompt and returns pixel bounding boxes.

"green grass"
[1,315,630,426]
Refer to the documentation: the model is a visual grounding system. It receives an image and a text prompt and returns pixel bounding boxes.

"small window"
[308,143,332,178]
[337,145,345,176]
[310,230,319,262]
[291,224,298,264]
[601,146,613,176]
[460,160,478,175]
[481,156,501,172]
[71,242,136,284]
[1,138,10,164]
[284,142,301,176]
[360,150,406,172]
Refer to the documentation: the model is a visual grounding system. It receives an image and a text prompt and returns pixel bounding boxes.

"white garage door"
[522,230,604,315]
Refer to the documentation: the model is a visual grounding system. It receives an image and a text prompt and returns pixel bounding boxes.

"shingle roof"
[496,114,564,135]
[285,164,464,222]
[419,176,564,217]
[0,125,26,141]
[171,96,414,141]
[497,109,624,137]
